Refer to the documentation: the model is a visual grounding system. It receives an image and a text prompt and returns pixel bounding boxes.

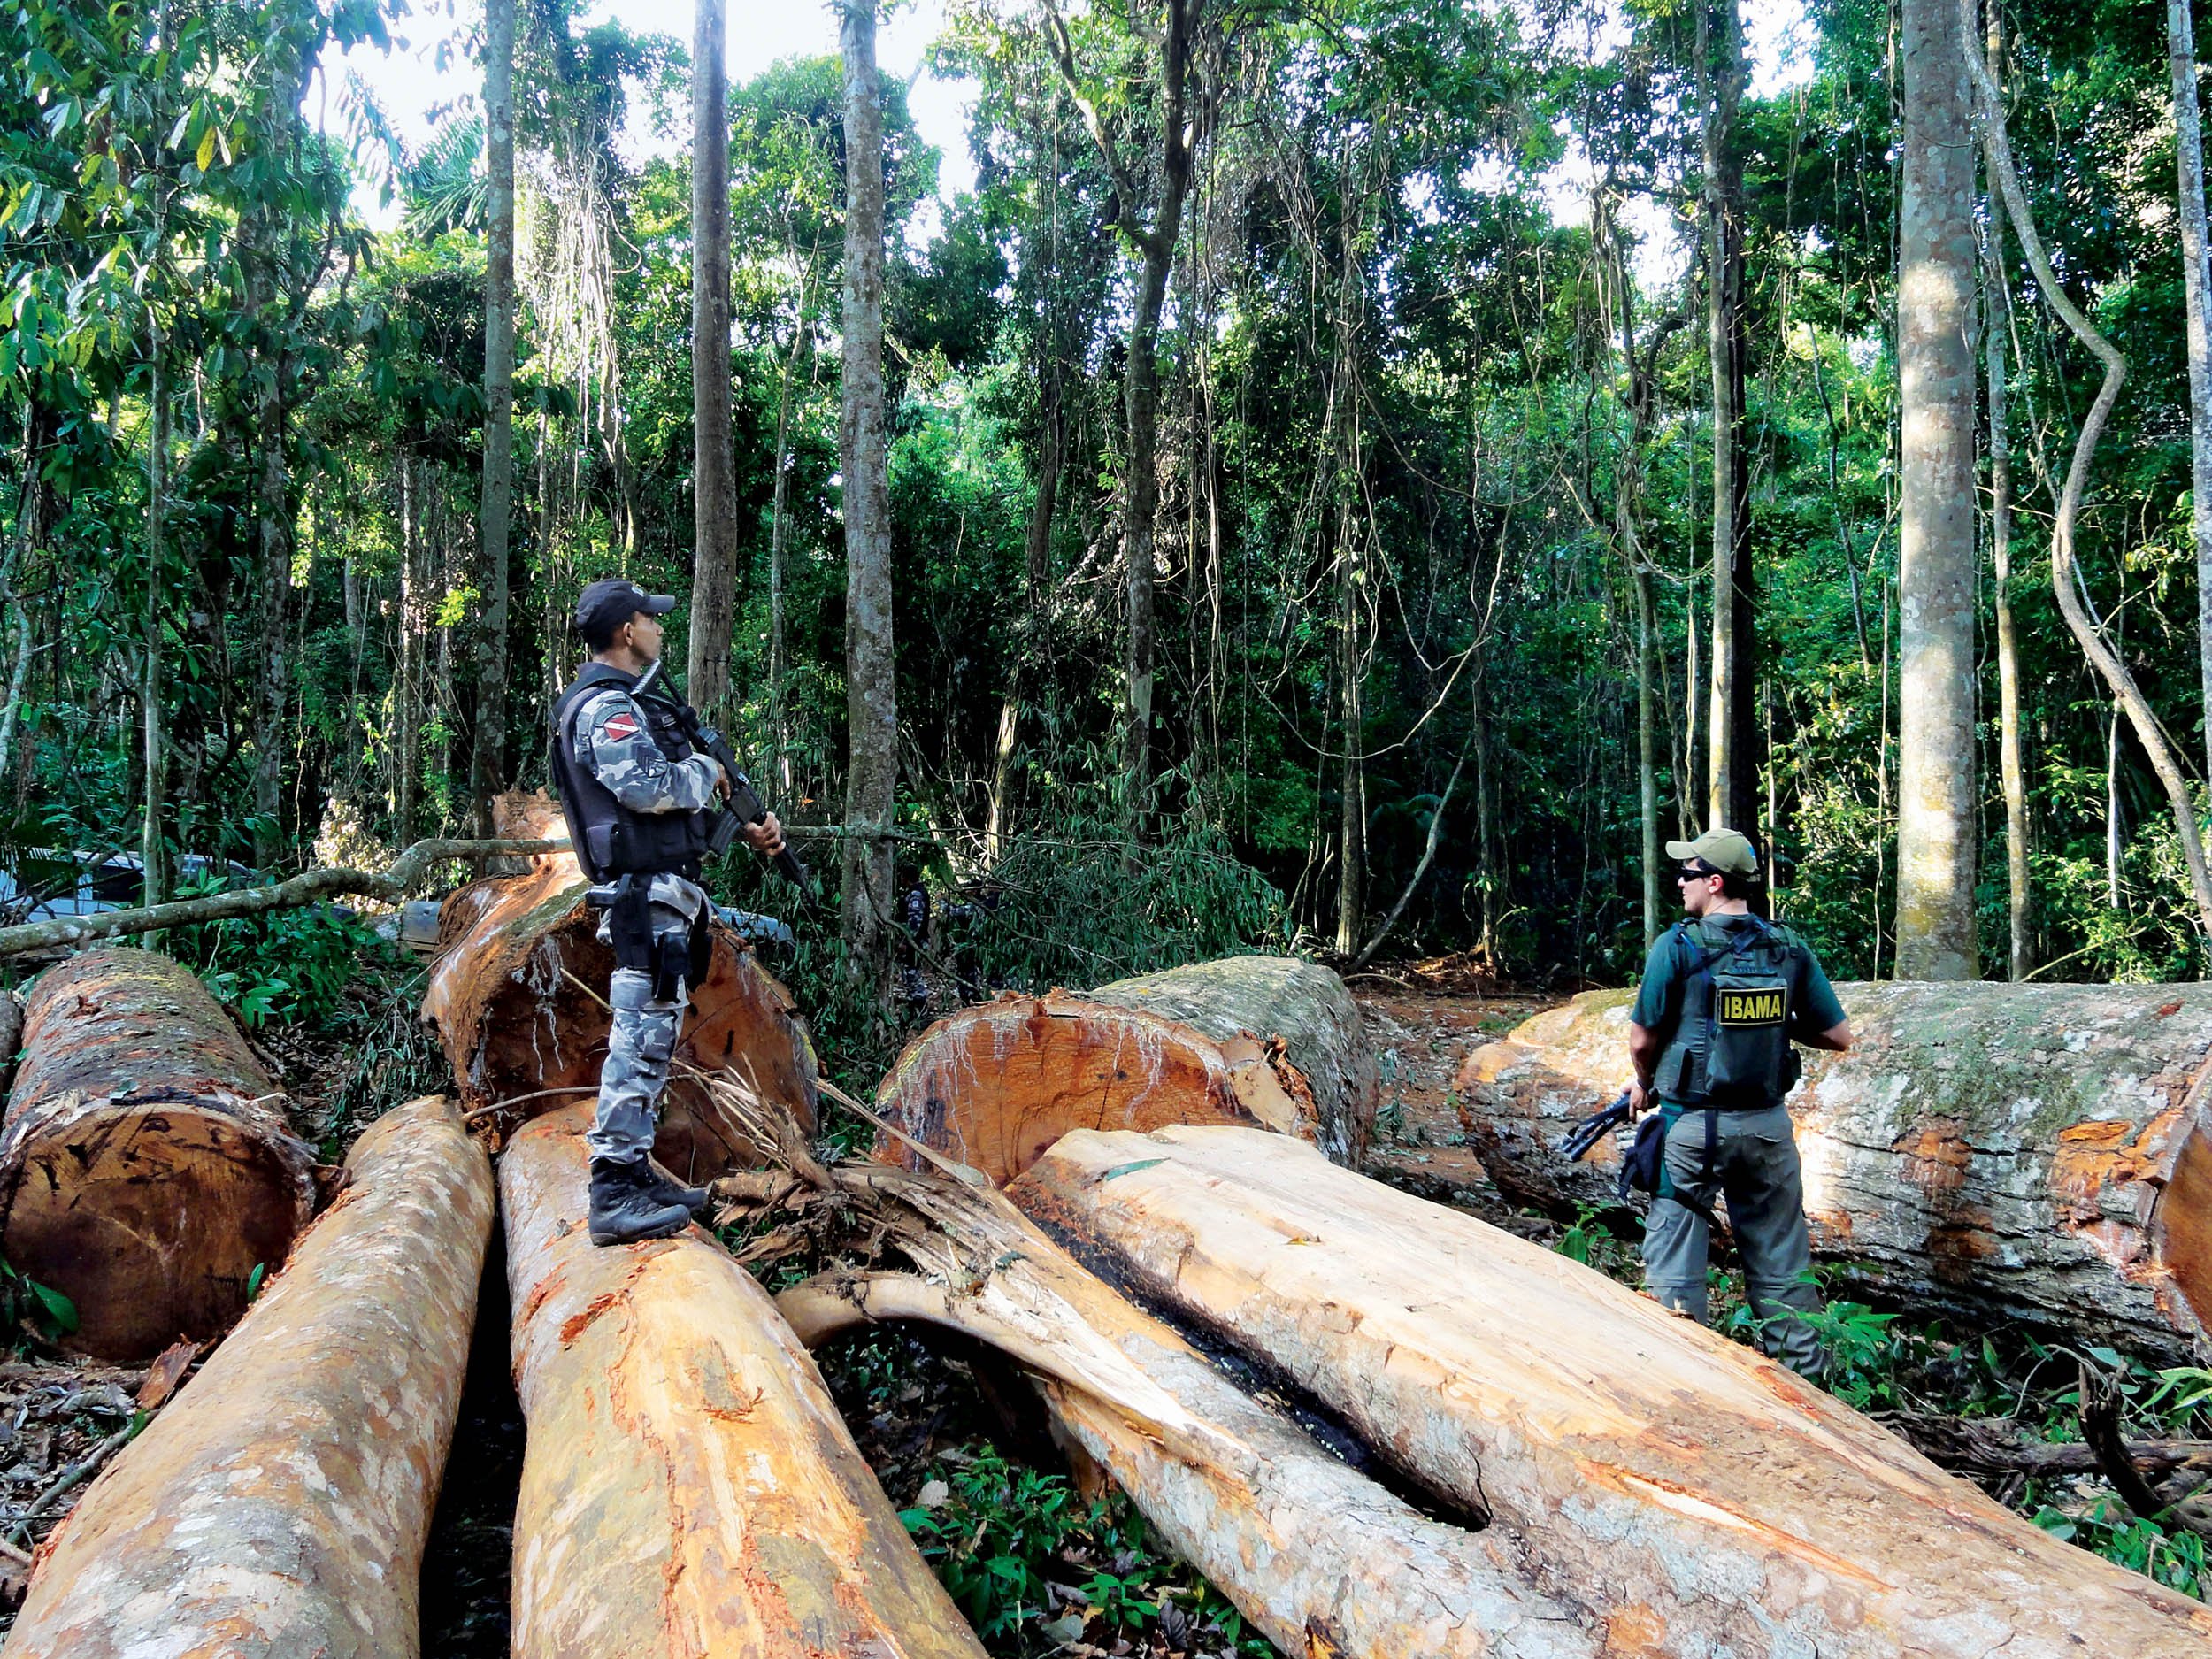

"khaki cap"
[1666,827,1759,876]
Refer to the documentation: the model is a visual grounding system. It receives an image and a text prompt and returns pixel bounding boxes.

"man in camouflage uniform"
[548,579,784,1246]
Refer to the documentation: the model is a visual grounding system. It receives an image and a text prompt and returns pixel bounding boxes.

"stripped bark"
[1448,983,2212,1362]
[874,956,1373,1184]
[5,1096,493,1657]
[420,794,816,1180]
[1015,1125,2212,1657]
[773,1163,1598,1659]
[501,1107,985,1659]
[0,947,318,1361]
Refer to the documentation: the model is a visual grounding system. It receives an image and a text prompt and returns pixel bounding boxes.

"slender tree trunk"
[986,385,1060,864]
[768,324,803,783]
[839,0,897,992]
[1124,240,1173,827]
[2108,701,2127,910]
[1893,0,1981,979]
[142,333,166,914]
[471,0,517,835]
[1701,0,1756,835]
[2172,0,2212,784]
[537,397,557,704]
[395,461,422,841]
[1985,87,2032,978]
[1334,536,1363,956]
[1471,665,1496,956]
[689,0,739,723]
[1683,566,1701,840]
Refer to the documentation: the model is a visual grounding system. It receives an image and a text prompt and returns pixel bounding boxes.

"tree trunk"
[6,1096,493,1658]
[420,794,818,1181]
[394,458,423,841]
[142,326,166,917]
[1985,96,2032,979]
[875,956,1374,1183]
[768,322,806,783]
[775,1165,1597,1659]
[500,1106,987,1659]
[0,947,318,1361]
[1123,237,1171,827]
[1334,534,1363,955]
[688,0,739,724]
[1893,0,1980,979]
[1701,0,1757,835]
[470,0,516,833]
[2172,0,2212,785]
[1015,1125,2212,1657]
[986,386,1061,863]
[1448,982,2212,1363]
[840,0,897,992]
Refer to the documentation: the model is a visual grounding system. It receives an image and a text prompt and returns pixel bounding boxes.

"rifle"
[632,662,811,894]
[1561,1089,1632,1163]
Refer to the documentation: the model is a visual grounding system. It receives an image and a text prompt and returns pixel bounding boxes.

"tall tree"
[840,0,897,987]
[472,0,518,831]
[689,0,739,721]
[1699,0,1757,834]
[2170,0,2212,784]
[1041,0,1210,826]
[1893,0,1980,979]
[1985,12,2031,980]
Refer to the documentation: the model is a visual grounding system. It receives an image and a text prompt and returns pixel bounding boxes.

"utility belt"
[586,872,712,1002]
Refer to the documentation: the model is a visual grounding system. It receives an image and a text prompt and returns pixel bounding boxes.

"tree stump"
[500,1107,985,1659]
[1014,1125,2212,1658]
[1451,983,2212,1361]
[874,956,1372,1185]
[0,947,319,1361]
[5,1095,494,1657]
[420,792,817,1181]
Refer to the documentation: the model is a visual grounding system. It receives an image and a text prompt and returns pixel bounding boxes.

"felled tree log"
[5,1095,493,1657]
[0,947,319,1361]
[1015,1125,2212,1659]
[774,1163,1596,1659]
[421,791,817,1181]
[874,955,1372,1185]
[501,1107,985,1659]
[1451,983,2212,1361]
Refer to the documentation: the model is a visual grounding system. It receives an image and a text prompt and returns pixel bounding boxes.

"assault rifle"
[632,661,811,893]
[1561,1088,1633,1163]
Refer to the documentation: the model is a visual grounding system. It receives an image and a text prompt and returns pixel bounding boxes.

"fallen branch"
[1878,1410,2212,1483]
[0,837,564,959]
[2078,1360,2212,1539]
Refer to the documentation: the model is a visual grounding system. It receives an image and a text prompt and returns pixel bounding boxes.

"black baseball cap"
[575,578,676,649]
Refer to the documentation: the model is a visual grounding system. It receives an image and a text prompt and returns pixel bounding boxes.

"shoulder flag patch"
[601,710,641,741]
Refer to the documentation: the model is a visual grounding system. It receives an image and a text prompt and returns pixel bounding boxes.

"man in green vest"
[1625,828,1853,1378]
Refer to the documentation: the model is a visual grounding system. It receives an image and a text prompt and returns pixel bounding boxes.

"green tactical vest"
[1653,915,1807,1109]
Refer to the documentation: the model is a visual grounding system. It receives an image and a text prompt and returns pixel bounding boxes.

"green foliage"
[173,890,391,1029]
[0,1257,76,1352]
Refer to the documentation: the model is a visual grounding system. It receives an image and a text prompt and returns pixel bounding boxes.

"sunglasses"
[1676,866,1717,883]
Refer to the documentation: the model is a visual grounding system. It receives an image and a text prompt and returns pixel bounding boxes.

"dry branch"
[4,1095,494,1658]
[1014,1125,2212,1657]
[0,837,561,960]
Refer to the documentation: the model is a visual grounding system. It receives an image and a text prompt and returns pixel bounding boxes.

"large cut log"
[0,946,319,1361]
[1015,1125,2212,1659]
[1450,982,2212,1361]
[4,1095,493,1658]
[422,791,817,1181]
[502,1105,985,1658]
[875,955,1372,1185]
[774,1163,1594,1659]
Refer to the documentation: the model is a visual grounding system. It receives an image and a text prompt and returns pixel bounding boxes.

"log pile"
[1452,983,2212,1361]
[0,946,319,1361]
[874,955,1373,1184]
[420,791,818,1181]
[501,1105,985,1658]
[5,1094,493,1658]
[1012,1124,2212,1657]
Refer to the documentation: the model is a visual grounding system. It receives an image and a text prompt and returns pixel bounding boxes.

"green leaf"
[247,1262,268,1302]
[196,127,216,173]
[28,1279,76,1334]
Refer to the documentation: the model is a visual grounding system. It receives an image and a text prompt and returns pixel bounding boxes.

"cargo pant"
[585,873,705,1164]
[1642,1101,1827,1379]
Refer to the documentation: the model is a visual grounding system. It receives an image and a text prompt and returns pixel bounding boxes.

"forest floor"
[0,961,2204,1647]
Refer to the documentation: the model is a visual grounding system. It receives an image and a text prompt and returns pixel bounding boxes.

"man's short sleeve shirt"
[1628,916,1847,1043]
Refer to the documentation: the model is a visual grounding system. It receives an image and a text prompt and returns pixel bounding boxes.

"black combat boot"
[588,1156,693,1247]
[641,1159,710,1217]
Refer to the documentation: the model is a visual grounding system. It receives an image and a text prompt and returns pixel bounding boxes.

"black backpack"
[1660,916,1803,1108]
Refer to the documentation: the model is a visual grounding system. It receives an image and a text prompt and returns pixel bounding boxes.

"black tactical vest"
[1653,915,1807,1109]
[548,663,710,881]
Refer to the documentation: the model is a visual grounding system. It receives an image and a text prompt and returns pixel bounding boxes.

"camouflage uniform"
[566,682,723,1164]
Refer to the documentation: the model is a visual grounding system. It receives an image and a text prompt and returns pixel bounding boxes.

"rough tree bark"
[0,947,318,1361]
[2172,0,2212,786]
[1894,0,1981,979]
[840,0,898,988]
[501,1107,987,1659]
[873,956,1374,1183]
[688,0,739,723]
[470,0,516,832]
[1701,0,1758,833]
[774,1164,1599,1659]
[5,1097,493,1659]
[1016,1125,2212,1657]
[1985,68,2032,979]
[1450,983,2212,1363]
[420,794,817,1180]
